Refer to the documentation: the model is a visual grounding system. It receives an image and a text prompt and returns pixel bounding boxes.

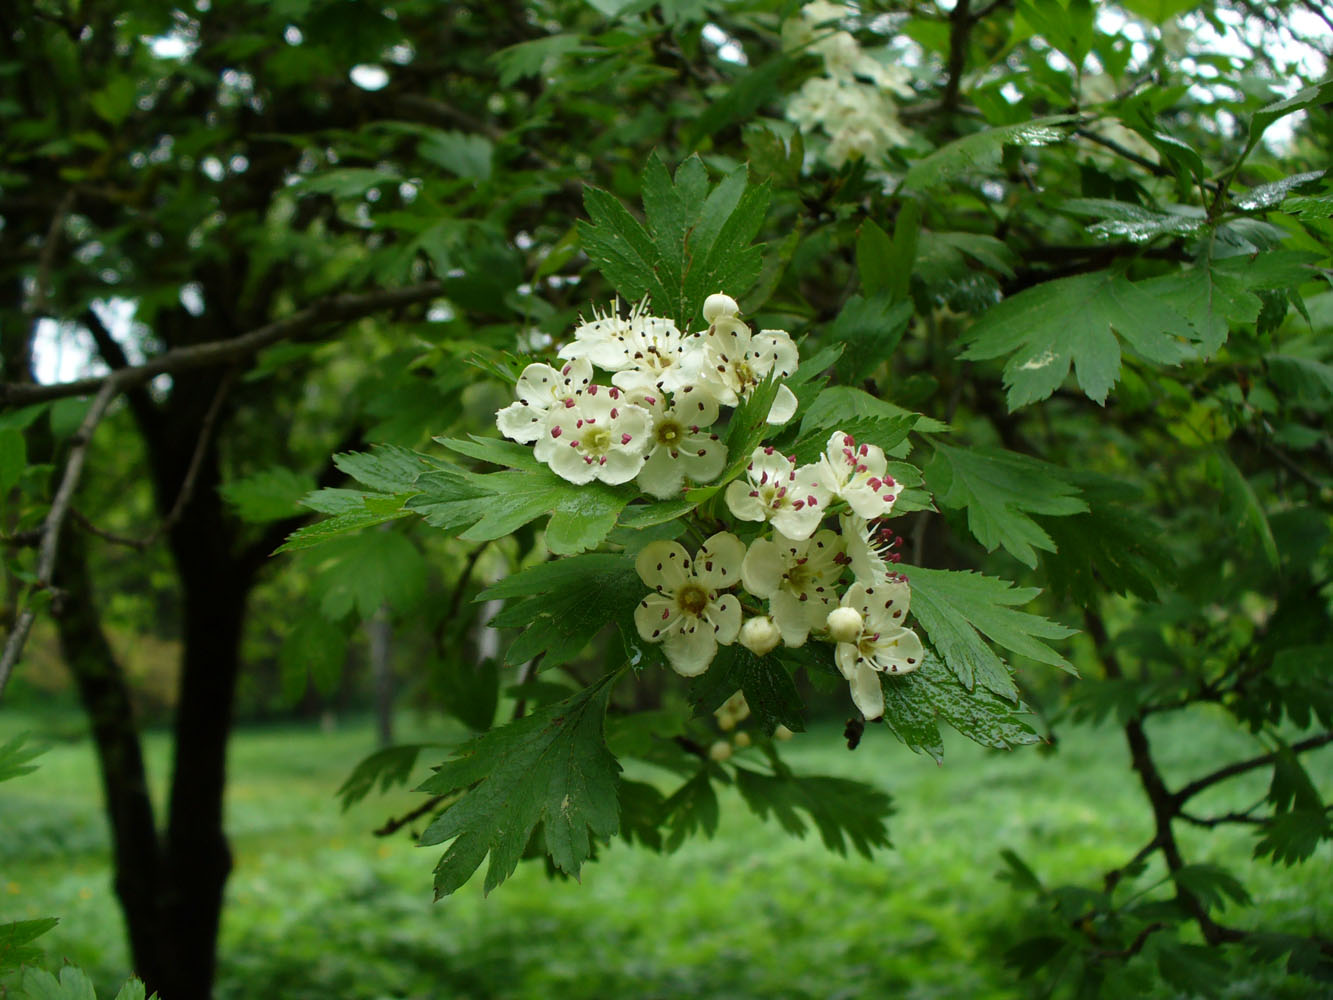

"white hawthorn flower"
[624,385,728,499]
[840,514,904,585]
[558,300,695,394]
[738,615,782,656]
[633,532,745,676]
[741,528,844,647]
[494,358,594,443]
[531,384,651,485]
[725,447,831,541]
[834,579,925,720]
[818,430,900,518]
[687,313,800,425]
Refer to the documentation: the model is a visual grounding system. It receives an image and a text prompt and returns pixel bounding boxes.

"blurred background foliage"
[1,0,1331,997]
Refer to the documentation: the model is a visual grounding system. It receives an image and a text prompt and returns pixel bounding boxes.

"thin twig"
[940,0,973,114]
[0,381,118,699]
[1172,731,1333,808]
[1,281,444,407]
[69,368,239,551]
[374,793,450,837]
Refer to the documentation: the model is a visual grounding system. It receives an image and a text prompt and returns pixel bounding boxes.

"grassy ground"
[1,706,1329,999]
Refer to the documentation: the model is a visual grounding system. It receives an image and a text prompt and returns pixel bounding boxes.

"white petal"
[708,593,742,645]
[770,589,816,647]
[769,503,823,542]
[635,540,692,593]
[634,593,680,642]
[695,532,745,591]
[678,433,727,485]
[765,384,799,425]
[513,363,563,407]
[753,330,799,376]
[636,447,687,499]
[663,620,718,676]
[835,641,859,679]
[740,538,784,598]
[725,480,767,522]
[595,447,646,485]
[496,401,545,444]
[848,660,885,720]
[546,442,598,484]
[864,579,912,630]
[870,626,924,675]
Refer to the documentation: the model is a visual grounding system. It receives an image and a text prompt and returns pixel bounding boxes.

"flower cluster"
[633,429,921,720]
[496,294,798,497]
[495,291,924,721]
[782,1,913,169]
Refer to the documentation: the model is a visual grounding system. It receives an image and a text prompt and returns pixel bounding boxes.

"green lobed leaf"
[334,444,435,493]
[903,115,1079,190]
[660,768,720,852]
[482,553,643,670]
[337,744,437,810]
[417,670,623,896]
[688,644,806,736]
[903,566,1075,698]
[408,464,633,555]
[884,653,1042,751]
[927,444,1087,568]
[1210,450,1279,569]
[220,467,316,523]
[959,269,1194,409]
[310,532,428,621]
[1245,80,1333,153]
[0,733,45,784]
[829,294,913,385]
[0,917,59,974]
[0,427,26,494]
[733,765,892,859]
[1140,265,1262,357]
[278,614,349,697]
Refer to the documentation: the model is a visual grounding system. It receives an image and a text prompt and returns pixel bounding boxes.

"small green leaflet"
[1062,198,1205,242]
[1244,80,1333,156]
[0,427,25,494]
[688,645,805,736]
[480,553,643,669]
[927,444,1087,568]
[959,269,1194,409]
[309,532,428,620]
[408,463,633,555]
[1234,170,1325,211]
[1210,450,1279,569]
[881,653,1041,759]
[579,153,770,329]
[418,670,623,897]
[903,115,1079,190]
[491,34,587,87]
[734,764,892,859]
[903,566,1075,698]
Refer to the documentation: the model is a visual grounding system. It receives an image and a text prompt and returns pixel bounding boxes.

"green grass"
[1,707,1329,999]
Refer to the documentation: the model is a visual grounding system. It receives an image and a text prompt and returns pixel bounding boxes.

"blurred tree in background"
[1,0,1330,997]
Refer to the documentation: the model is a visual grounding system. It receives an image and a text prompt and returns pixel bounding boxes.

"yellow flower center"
[583,426,612,454]
[676,583,709,616]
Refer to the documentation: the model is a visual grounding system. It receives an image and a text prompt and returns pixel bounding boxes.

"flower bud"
[738,615,781,657]
[708,740,733,762]
[702,293,740,323]
[826,606,864,643]
[733,731,752,749]
[774,724,795,742]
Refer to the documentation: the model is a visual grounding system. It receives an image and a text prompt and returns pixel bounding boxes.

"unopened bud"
[738,615,781,656]
[733,731,752,749]
[826,606,864,643]
[702,293,740,323]
[708,740,733,762]
[774,724,795,742]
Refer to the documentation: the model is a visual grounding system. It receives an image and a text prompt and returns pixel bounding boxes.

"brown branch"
[0,380,118,699]
[27,190,75,317]
[1172,731,1333,808]
[940,0,973,114]
[66,368,238,552]
[1,281,444,407]
[374,793,450,837]
[1094,921,1167,960]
